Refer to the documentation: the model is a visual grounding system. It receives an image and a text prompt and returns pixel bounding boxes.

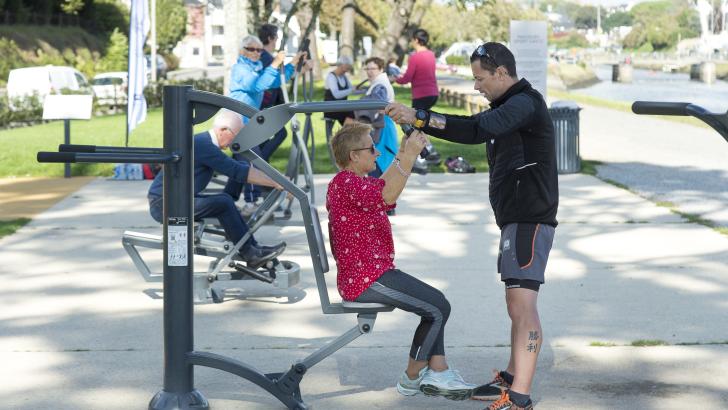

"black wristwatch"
[414,109,429,129]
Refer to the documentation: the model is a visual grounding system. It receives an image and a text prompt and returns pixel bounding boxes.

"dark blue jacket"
[423,79,559,228]
[148,131,250,198]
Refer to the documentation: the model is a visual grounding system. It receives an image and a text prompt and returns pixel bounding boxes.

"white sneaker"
[419,368,476,401]
[240,201,260,217]
[396,366,428,396]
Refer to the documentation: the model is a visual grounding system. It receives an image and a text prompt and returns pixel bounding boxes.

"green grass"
[654,201,728,237]
[631,339,668,347]
[585,161,728,236]
[589,341,618,347]
[591,339,728,347]
[0,218,31,239]
[580,159,602,176]
[0,83,478,177]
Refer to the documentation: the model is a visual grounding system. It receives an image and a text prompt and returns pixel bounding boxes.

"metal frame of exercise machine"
[38,86,395,410]
[632,101,728,143]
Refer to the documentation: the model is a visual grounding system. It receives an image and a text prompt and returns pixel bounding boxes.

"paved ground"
[1,170,727,409]
[2,79,728,408]
[579,104,728,228]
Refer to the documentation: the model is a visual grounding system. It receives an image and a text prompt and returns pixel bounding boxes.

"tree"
[61,0,85,15]
[248,0,275,30]
[99,27,128,72]
[573,5,597,29]
[421,3,476,52]
[156,0,187,54]
[295,0,324,79]
[372,0,416,60]
[603,11,632,32]
[80,0,128,35]
[340,0,355,60]
[624,0,700,50]
[394,0,432,65]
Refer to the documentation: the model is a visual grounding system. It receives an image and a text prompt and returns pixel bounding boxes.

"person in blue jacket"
[147,109,286,269]
[227,34,308,216]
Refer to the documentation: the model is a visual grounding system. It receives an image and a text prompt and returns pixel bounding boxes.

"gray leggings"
[355,269,451,361]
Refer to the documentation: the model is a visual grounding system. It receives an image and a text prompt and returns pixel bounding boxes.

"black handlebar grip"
[37,152,76,163]
[59,144,95,153]
[400,124,416,137]
[632,101,690,116]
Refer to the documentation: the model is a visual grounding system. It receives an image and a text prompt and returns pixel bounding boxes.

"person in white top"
[324,56,356,124]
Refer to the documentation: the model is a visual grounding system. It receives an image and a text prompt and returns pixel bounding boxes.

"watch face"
[416,110,427,120]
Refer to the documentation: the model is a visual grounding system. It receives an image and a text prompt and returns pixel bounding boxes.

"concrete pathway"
[1,173,727,409]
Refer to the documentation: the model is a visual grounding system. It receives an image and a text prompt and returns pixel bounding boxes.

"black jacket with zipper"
[422,78,558,229]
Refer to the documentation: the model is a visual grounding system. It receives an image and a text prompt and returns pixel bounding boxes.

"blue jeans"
[149,194,256,251]
[225,127,287,203]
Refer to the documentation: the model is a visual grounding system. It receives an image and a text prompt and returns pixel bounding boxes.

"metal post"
[149,85,209,410]
[64,119,71,178]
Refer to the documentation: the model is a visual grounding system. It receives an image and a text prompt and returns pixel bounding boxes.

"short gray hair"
[240,35,263,50]
[336,55,353,66]
[213,109,243,131]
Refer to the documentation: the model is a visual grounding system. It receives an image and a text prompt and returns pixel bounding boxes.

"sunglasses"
[474,44,498,67]
[244,47,264,53]
[351,145,376,154]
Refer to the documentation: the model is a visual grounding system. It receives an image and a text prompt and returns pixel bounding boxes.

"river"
[569,64,728,113]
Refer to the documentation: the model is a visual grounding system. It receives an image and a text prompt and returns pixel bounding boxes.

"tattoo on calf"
[527,331,540,353]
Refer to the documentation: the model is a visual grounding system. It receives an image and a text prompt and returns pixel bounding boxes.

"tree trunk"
[296,0,325,80]
[712,1,723,33]
[372,0,416,60]
[394,0,431,65]
[248,0,275,31]
[340,0,356,62]
[223,0,249,96]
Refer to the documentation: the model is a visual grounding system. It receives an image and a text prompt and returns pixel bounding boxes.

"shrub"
[0,38,25,87]
[98,28,128,72]
[144,77,225,108]
[445,55,469,66]
[0,94,44,128]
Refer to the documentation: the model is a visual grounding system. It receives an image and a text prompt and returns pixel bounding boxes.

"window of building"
[193,47,200,55]
[212,46,223,56]
[212,25,224,35]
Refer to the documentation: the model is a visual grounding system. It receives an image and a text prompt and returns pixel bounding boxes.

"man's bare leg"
[506,287,541,395]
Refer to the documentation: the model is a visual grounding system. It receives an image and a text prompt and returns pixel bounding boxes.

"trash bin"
[549,100,581,174]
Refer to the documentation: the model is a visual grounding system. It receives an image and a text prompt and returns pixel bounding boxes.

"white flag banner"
[127,0,150,133]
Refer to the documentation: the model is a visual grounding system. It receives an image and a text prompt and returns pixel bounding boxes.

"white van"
[6,65,91,109]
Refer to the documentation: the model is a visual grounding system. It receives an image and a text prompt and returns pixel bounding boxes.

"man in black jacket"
[386,42,558,410]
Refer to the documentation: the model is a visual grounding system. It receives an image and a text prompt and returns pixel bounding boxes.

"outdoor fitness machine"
[632,101,728,143]
[37,86,391,409]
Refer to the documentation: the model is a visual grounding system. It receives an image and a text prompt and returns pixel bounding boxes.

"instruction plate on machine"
[167,217,188,266]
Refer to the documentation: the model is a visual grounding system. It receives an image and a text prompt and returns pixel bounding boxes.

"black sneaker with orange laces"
[485,390,533,410]
[471,369,512,401]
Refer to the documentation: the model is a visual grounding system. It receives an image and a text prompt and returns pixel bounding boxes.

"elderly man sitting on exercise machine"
[147,108,286,269]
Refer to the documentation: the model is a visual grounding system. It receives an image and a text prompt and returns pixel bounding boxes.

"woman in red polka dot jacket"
[326,123,476,401]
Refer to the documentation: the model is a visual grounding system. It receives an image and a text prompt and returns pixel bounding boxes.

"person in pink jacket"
[395,28,439,110]
[394,28,441,172]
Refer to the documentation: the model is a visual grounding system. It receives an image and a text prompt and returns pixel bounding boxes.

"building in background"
[173,0,226,68]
